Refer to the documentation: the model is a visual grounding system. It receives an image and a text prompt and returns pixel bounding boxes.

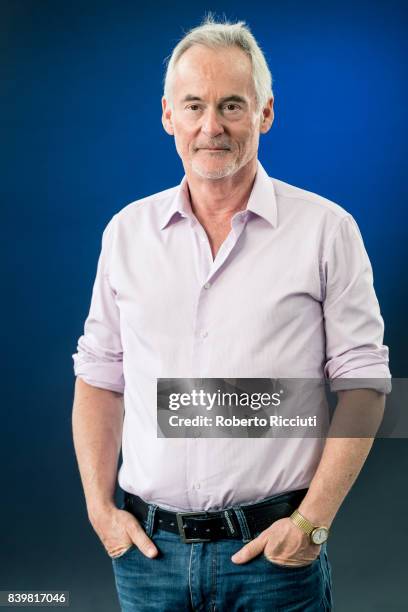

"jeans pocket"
[110,544,137,562]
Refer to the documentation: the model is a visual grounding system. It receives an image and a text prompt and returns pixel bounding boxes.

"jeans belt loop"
[232,506,252,542]
[145,503,158,538]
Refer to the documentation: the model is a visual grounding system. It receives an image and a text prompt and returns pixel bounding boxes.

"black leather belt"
[123,488,308,543]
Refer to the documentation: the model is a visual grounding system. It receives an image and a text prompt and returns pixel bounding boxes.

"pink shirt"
[72,160,390,511]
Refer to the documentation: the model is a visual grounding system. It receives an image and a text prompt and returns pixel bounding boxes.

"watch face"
[311,527,328,544]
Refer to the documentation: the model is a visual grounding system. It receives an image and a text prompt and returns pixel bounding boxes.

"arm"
[72,376,124,521]
[72,218,158,559]
[298,214,389,528]
[297,388,385,527]
[72,377,158,559]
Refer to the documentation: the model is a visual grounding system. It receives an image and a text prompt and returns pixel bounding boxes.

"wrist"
[290,509,330,545]
[297,502,334,529]
[87,499,117,525]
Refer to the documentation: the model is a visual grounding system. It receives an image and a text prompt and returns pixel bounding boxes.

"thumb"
[126,515,159,559]
[231,534,266,564]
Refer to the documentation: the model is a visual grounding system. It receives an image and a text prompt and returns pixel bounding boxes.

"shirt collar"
[159,159,277,230]
[159,174,193,230]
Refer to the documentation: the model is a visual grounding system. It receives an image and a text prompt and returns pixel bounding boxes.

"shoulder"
[271,176,350,223]
[100,184,180,243]
[267,175,364,258]
[114,184,179,224]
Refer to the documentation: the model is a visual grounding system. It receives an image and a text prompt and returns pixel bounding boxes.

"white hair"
[163,14,273,112]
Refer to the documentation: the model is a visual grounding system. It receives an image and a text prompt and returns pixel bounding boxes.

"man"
[72,16,390,612]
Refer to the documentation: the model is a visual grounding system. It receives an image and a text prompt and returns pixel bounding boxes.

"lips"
[199,147,230,150]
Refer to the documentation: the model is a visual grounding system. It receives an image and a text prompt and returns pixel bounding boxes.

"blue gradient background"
[1,1,407,610]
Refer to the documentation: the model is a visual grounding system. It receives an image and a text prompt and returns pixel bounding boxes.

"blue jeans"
[112,495,333,611]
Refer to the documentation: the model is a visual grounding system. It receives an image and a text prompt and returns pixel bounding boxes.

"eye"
[223,103,241,112]
[186,104,201,111]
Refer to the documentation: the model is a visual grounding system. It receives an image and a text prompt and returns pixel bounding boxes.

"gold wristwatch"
[290,509,329,544]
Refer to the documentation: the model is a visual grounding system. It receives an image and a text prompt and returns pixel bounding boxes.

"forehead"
[172,44,255,101]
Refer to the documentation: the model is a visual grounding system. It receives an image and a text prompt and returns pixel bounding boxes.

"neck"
[185,157,258,225]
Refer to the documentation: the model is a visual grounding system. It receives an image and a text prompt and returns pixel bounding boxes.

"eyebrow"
[180,94,248,105]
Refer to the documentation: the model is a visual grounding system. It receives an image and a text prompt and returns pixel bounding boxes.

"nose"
[201,107,224,138]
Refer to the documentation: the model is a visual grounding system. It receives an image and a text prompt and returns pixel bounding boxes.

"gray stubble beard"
[191,155,240,180]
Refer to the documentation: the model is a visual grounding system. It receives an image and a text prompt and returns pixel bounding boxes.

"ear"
[162,96,174,135]
[259,97,274,134]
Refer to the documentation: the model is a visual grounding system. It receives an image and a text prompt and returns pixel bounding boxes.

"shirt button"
[200,330,208,338]
[195,483,201,490]
[204,282,211,290]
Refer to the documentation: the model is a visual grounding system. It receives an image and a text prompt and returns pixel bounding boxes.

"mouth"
[198,147,230,151]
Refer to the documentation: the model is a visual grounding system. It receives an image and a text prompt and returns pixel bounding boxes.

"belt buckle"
[176,511,212,543]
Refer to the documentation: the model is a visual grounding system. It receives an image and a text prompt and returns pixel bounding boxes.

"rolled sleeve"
[72,216,124,393]
[322,215,391,394]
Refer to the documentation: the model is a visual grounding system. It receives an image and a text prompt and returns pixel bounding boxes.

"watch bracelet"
[290,509,314,535]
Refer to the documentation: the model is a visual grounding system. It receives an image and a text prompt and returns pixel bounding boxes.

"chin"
[191,160,238,180]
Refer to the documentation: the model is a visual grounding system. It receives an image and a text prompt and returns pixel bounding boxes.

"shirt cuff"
[324,346,391,394]
[72,335,125,394]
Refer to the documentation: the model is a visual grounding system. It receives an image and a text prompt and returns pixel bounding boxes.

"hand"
[89,504,159,560]
[231,517,321,567]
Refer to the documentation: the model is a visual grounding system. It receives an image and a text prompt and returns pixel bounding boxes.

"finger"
[231,535,265,564]
[127,517,159,559]
[264,555,316,567]
[108,543,134,559]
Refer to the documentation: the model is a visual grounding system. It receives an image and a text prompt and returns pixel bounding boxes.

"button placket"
[190,214,247,378]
